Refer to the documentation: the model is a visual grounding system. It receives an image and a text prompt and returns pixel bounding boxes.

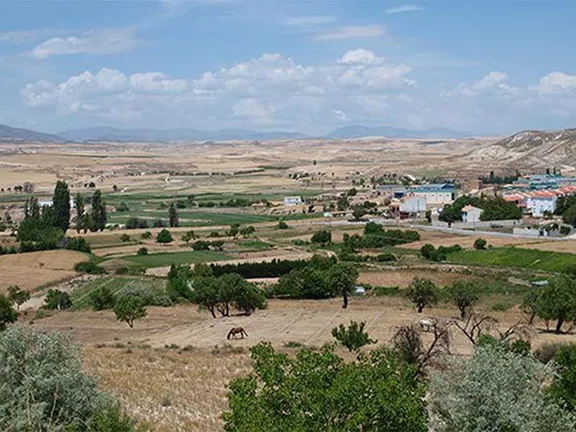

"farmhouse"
[410,184,456,205]
[399,196,427,217]
[284,196,303,206]
[461,205,483,223]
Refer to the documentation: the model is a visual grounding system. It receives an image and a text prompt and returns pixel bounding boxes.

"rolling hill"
[0,124,63,142]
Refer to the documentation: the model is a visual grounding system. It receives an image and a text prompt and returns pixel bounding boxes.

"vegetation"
[44,289,73,310]
[75,260,106,274]
[407,278,438,313]
[331,321,377,352]
[156,228,173,243]
[123,250,228,268]
[52,180,71,232]
[0,295,17,331]
[277,220,288,229]
[137,247,148,256]
[343,223,420,251]
[7,285,30,310]
[223,343,427,432]
[311,229,331,245]
[533,273,576,333]
[550,344,576,410]
[0,326,136,431]
[125,217,149,229]
[439,195,522,224]
[181,230,196,243]
[90,286,116,311]
[210,258,309,278]
[168,202,179,227]
[90,189,108,231]
[114,295,147,328]
[444,281,479,319]
[473,238,487,250]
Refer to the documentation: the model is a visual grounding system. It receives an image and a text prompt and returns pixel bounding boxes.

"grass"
[236,240,272,250]
[70,276,167,310]
[448,247,576,273]
[121,250,229,268]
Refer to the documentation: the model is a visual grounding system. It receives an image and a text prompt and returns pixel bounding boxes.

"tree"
[120,233,130,242]
[181,230,196,243]
[331,321,376,352]
[521,288,541,325]
[137,247,148,256]
[277,221,288,229]
[473,238,487,250]
[327,262,359,309]
[563,204,576,227]
[0,326,136,430]
[75,193,85,233]
[168,202,179,228]
[7,285,30,310]
[550,344,576,410]
[156,228,173,243]
[90,286,116,311]
[223,343,427,432]
[0,295,17,331]
[352,206,367,220]
[141,230,152,240]
[166,264,194,301]
[116,201,130,212]
[90,189,107,231]
[311,229,331,245]
[239,226,256,238]
[227,223,240,238]
[429,345,576,432]
[52,180,71,232]
[191,276,220,318]
[445,281,478,319]
[22,182,34,194]
[346,187,357,197]
[535,274,576,333]
[114,295,147,328]
[420,243,435,260]
[337,195,349,211]
[407,278,438,313]
[44,289,72,310]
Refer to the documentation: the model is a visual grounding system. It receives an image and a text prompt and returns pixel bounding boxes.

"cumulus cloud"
[338,49,383,65]
[536,72,576,95]
[313,25,385,41]
[25,27,139,59]
[448,71,516,97]
[385,4,424,14]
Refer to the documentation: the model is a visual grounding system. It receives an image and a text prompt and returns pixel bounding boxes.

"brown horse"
[227,327,249,340]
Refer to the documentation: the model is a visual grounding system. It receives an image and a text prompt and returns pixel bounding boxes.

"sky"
[0,0,575,136]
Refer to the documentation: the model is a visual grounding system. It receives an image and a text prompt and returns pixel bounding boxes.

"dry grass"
[358,269,481,288]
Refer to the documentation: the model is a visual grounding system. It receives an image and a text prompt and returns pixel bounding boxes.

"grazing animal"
[419,318,436,332]
[227,327,249,340]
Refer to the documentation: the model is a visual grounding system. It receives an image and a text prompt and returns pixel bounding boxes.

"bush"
[90,286,116,311]
[120,233,131,242]
[156,228,173,243]
[534,342,567,363]
[44,289,72,310]
[141,230,152,239]
[0,295,17,331]
[137,247,148,256]
[152,218,166,228]
[75,261,106,274]
[560,225,572,236]
[278,221,288,229]
[116,201,130,212]
[64,236,91,253]
[374,252,397,262]
[0,326,136,431]
[420,244,435,259]
[372,286,402,296]
[125,217,149,229]
[474,238,488,250]
[311,229,332,245]
[331,321,377,352]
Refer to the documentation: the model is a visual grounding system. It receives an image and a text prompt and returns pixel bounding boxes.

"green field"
[70,277,166,310]
[121,250,229,268]
[448,247,576,273]
[236,240,272,250]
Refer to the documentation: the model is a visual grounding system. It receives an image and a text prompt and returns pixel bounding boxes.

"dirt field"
[0,250,87,292]
[358,269,481,287]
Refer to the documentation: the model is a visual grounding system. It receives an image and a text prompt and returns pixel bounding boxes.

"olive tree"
[535,274,576,333]
[407,278,438,313]
[114,295,147,328]
[331,321,377,352]
[445,281,478,319]
[223,342,427,432]
[429,345,576,432]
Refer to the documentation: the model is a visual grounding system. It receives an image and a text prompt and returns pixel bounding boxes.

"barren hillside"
[466,129,576,171]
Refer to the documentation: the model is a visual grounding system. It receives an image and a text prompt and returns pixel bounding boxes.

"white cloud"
[313,25,385,41]
[536,72,576,94]
[385,4,424,14]
[338,49,383,65]
[129,73,188,93]
[0,30,48,44]
[233,98,275,121]
[333,109,349,122]
[25,27,139,59]
[284,15,336,27]
[448,71,516,97]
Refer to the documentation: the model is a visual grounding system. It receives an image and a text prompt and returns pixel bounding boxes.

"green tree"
[90,189,107,231]
[191,276,220,318]
[168,202,179,228]
[52,180,71,232]
[407,278,438,313]
[420,243,436,259]
[239,226,256,238]
[137,247,148,256]
[116,201,130,212]
[166,264,194,301]
[0,325,135,430]
[7,285,30,310]
[75,192,85,233]
[563,204,576,227]
[347,187,358,197]
[337,195,350,211]
[120,233,130,242]
[429,345,576,432]
[0,295,17,331]
[156,228,173,243]
[327,262,359,309]
[535,274,576,333]
[352,206,367,220]
[44,289,72,310]
[311,229,331,245]
[181,230,196,243]
[277,221,288,229]
[445,281,479,319]
[227,223,240,238]
[551,344,576,410]
[223,343,427,432]
[331,320,377,352]
[114,295,147,328]
[90,286,116,311]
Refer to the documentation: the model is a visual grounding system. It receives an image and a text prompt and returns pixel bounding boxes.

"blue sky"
[1,0,575,135]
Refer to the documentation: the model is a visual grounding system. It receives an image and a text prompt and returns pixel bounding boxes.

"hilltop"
[467,128,576,169]
[0,124,63,142]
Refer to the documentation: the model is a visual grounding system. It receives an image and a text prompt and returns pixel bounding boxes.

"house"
[461,205,483,223]
[528,193,557,217]
[410,184,456,205]
[284,196,303,206]
[399,196,426,216]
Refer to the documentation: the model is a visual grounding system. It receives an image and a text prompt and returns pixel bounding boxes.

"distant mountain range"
[0,123,471,142]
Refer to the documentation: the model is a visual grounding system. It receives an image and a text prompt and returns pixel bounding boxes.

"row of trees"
[440,195,522,224]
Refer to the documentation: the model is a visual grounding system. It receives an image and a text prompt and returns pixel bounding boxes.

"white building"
[284,196,303,206]
[399,196,426,215]
[529,195,557,217]
[411,184,456,206]
[461,205,483,223]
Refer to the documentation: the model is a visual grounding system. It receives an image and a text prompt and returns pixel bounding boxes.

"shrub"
[311,229,332,244]
[0,326,136,431]
[331,321,377,352]
[141,230,152,239]
[44,289,72,310]
[65,236,91,253]
[420,244,435,260]
[7,285,30,310]
[374,252,397,262]
[372,286,402,296]
[181,230,196,243]
[90,286,116,311]
[0,295,17,331]
[278,221,288,229]
[120,233,131,242]
[474,238,488,250]
[137,247,148,256]
[75,261,106,274]
[156,229,173,243]
[152,218,166,228]
[125,217,149,229]
[116,201,130,212]
[534,342,567,363]
[491,301,514,312]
